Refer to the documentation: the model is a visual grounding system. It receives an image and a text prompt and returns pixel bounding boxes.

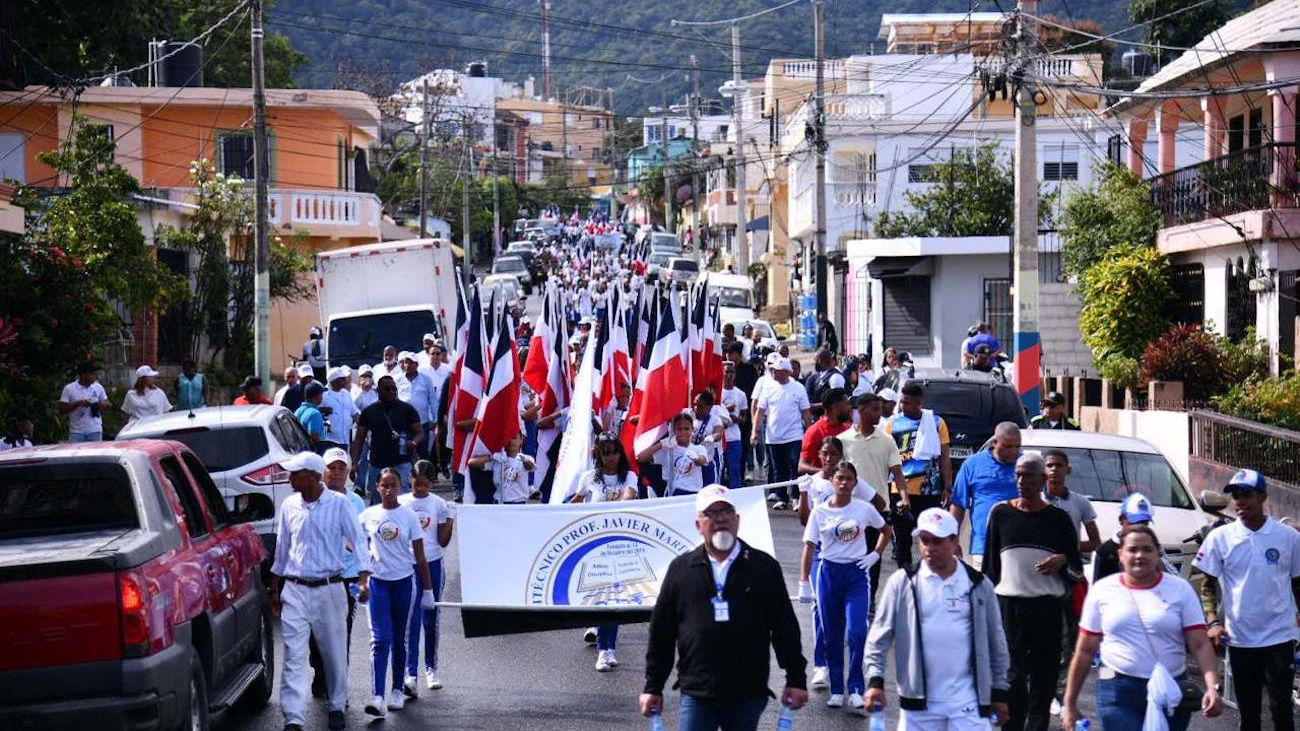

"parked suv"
[116,405,312,559]
[901,369,1027,470]
[0,441,275,730]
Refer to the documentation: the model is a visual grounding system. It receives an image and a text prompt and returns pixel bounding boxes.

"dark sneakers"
[328,710,346,730]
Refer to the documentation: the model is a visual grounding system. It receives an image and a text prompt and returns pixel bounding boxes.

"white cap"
[280,451,326,475]
[326,366,347,383]
[341,365,352,377]
[358,364,373,375]
[297,363,314,378]
[877,387,900,402]
[695,484,738,514]
[912,507,959,539]
[773,357,792,372]
[764,352,781,367]
[322,447,350,469]
[399,351,418,363]
[422,333,436,343]
[135,364,160,378]
[309,326,322,337]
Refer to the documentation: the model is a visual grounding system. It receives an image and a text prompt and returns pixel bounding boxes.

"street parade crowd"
[35,211,1300,731]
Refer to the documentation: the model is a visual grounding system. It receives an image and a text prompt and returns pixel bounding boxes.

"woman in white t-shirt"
[572,434,638,671]
[399,461,455,693]
[800,461,887,713]
[359,469,436,718]
[1063,524,1222,731]
[121,365,171,424]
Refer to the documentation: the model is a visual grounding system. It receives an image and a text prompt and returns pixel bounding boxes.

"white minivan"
[701,272,757,324]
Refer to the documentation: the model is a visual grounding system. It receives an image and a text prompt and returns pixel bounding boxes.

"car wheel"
[181,649,210,731]
[240,607,275,709]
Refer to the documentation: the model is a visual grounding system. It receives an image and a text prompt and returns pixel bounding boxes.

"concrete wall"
[1040,282,1094,376]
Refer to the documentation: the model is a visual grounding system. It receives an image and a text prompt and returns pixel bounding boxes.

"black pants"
[1000,595,1063,731]
[889,492,941,566]
[310,581,357,695]
[1229,640,1296,731]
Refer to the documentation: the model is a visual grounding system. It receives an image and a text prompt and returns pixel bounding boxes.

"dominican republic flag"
[596,290,631,415]
[703,293,724,398]
[532,289,571,485]
[688,283,707,396]
[522,285,554,397]
[443,280,470,452]
[620,289,660,467]
[631,297,690,457]
[469,306,522,458]
[452,287,487,472]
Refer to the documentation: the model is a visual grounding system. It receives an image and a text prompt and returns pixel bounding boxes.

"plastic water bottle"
[867,704,886,731]
[1075,719,1091,731]
[648,709,666,731]
[775,702,796,730]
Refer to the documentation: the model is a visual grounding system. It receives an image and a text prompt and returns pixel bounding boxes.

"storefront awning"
[866,256,933,278]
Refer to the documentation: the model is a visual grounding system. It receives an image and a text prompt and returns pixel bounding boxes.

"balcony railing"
[167,187,382,232]
[1150,142,1299,227]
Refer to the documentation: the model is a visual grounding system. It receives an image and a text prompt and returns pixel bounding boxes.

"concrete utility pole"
[690,55,701,239]
[813,0,828,323]
[419,79,430,238]
[251,0,271,384]
[540,0,552,100]
[1012,0,1042,412]
[492,139,501,254]
[560,90,569,186]
[462,118,473,289]
[607,87,619,222]
[731,23,749,273]
[661,105,673,231]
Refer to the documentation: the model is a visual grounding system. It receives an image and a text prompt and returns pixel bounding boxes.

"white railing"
[834,186,877,208]
[823,94,889,121]
[1035,57,1079,78]
[782,60,845,80]
[166,187,382,233]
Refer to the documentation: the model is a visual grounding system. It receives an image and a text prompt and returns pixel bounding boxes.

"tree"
[1078,244,1172,364]
[874,142,1056,238]
[1129,0,1239,56]
[1059,163,1162,279]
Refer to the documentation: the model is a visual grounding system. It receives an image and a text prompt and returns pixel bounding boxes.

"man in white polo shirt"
[751,357,811,510]
[1193,469,1300,731]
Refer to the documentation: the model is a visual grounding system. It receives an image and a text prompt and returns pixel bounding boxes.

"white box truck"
[315,238,460,367]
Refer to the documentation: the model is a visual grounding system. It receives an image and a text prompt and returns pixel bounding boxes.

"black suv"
[900,369,1027,470]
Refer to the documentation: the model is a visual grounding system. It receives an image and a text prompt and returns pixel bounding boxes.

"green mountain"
[270,0,1136,114]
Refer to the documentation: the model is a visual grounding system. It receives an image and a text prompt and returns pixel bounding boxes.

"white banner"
[456,487,774,609]
[548,340,597,504]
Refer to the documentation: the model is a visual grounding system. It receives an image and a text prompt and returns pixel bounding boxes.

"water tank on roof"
[467,61,488,78]
[155,41,204,87]
[1122,48,1155,78]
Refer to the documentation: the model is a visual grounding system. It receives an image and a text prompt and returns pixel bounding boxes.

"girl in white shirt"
[468,431,536,504]
[800,460,888,713]
[399,461,455,693]
[636,412,710,497]
[121,366,171,424]
[689,391,729,486]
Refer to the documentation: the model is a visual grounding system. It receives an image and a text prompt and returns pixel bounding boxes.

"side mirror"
[1199,491,1230,511]
[232,493,276,523]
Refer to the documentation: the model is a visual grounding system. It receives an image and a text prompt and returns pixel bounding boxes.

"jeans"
[69,431,102,443]
[405,559,444,677]
[723,441,743,489]
[678,693,768,731]
[1228,641,1296,731]
[999,595,1063,731]
[766,441,800,502]
[368,575,416,696]
[817,559,870,695]
[596,624,619,651]
[366,462,412,504]
[1095,671,1191,731]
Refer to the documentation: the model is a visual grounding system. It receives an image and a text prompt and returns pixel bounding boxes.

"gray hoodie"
[865,561,1010,716]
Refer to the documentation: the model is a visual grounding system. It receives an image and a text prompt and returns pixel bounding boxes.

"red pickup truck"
[0,440,277,730]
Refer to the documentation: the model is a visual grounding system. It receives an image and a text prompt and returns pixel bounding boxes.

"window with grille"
[1043,144,1079,181]
[983,278,1013,348]
[218,133,255,180]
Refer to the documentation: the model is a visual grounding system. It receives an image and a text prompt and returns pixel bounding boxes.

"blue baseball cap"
[1225,468,1267,494]
[1120,493,1153,524]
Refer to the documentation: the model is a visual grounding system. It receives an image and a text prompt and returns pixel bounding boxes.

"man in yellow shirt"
[882,383,952,566]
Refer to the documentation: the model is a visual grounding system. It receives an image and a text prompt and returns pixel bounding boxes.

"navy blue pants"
[368,575,416,696]
[816,559,870,695]
[405,559,444,677]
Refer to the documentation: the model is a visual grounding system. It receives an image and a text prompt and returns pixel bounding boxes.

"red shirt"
[233,395,273,406]
[800,417,850,468]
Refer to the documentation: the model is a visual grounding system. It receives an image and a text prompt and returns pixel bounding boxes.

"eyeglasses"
[595,432,620,443]
[700,506,736,520]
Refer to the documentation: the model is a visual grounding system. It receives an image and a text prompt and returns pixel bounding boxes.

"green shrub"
[1215,373,1300,431]
[1218,327,1272,384]
[1097,353,1141,391]
[1139,324,1226,400]
[1078,245,1172,362]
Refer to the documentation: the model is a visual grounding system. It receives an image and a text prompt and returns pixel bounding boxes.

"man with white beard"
[640,485,809,731]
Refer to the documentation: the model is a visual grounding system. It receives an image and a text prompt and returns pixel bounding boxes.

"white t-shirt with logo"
[1192,516,1300,648]
[486,452,532,504]
[653,442,708,494]
[805,473,878,506]
[576,469,638,502]
[691,405,729,462]
[60,380,109,434]
[720,387,748,443]
[917,561,979,714]
[755,379,810,444]
[1079,572,1206,678]
[359,504,422,581]
[802,498,885,564]
[398,493,454,562]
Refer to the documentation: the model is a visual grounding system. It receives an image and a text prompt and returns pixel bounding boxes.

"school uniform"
[359,503,423,701]
[399,493,454,685]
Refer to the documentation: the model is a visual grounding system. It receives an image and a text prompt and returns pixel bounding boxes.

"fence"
[1190,409,1300,489]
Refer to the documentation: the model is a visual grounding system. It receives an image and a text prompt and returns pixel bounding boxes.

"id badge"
[712,596,730,623]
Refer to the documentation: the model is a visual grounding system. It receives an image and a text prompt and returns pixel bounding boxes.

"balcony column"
[1269,87,1297,204]
[1156,100,1180,175]
[1202,96,1227,160]
[1125,116,1148,177]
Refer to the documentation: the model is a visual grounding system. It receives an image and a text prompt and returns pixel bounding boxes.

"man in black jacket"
[641,485,808,730]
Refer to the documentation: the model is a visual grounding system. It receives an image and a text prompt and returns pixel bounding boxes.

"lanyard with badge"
[713,556,733,622]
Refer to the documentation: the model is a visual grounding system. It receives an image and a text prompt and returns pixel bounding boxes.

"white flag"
[548,338,598,504]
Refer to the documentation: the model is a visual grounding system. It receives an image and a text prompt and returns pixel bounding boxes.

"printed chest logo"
[417,513,434,531]
[378,521,401,541]
[832,519,862,543]
[673,454,696,476]
[502,463,523,483]
[1265,547,1280,565]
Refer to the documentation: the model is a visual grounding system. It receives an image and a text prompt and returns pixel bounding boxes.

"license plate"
[948,446,973,459]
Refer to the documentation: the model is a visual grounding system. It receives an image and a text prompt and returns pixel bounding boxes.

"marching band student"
[801,460,888,715]
[400,461,455,695]
[572,433,639,671]
[637,412,711,497]
[468,431,536,504]
[359,469,436,718]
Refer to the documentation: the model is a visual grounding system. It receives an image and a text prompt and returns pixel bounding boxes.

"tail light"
[241,463,289,486]
[118,571,151,658]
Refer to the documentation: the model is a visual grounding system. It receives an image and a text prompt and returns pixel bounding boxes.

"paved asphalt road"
[226,484,1242,731]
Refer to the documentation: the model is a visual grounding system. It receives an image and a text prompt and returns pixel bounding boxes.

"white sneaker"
[364,694,386,717]
[607,650,619,667]
[848,692,867,715]
[426,670,442,690]
[387,688,405,711]
[773,501,787,510]
[583,627,598,645]
[402,675,418,698]
[1050,697,1062,716]
[810,667,829,690]
[827,694,844,708]
[595,650,613,672]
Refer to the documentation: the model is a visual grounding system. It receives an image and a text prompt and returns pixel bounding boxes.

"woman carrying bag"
[1062,525,1223,731]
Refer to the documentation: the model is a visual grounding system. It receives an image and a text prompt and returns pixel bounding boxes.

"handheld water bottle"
[775,702,795,730]
[867,703,886,731]
[648,709,666,731]
[1075,719,1091,731]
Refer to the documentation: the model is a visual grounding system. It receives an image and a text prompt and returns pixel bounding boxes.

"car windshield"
[669,260,697,271]
[713,287,752,309]
[922,381,1027,441]
[330,310,439,368]
[482,281,519,303]
[1041,447,1193,509]
[0,463,139,538]
[649,253,673,265]
[495,258,527,272]
[651,234,680,249]
[150,426,270,473]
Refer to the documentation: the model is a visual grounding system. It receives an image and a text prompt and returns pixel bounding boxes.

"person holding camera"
[59,361,112,442]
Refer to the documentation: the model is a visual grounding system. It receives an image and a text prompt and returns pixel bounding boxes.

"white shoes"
[387,688,405,711]
[596,650,613,672]
[1050,697,1063,716]
[583,627,598,645]
[773,501,788,510]
[827,694,844,708]
[810,666,829,690]
[402,675,418,698]
[848,692,867,715]
[364,694,386,718]
[426,670,442,690]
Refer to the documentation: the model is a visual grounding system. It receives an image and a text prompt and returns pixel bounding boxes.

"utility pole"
[662,107,672,232]
[560,90,569,187]
[813,0,828,324]
[462,118,473,290]
[607,87,619,223]
[1012,0,1042,412]
[251,0,271,385]
[731,23,748,273]
[419,78,430,238]
[690,55,701,240]
[492,135,501,255]
[540,0,552,100]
